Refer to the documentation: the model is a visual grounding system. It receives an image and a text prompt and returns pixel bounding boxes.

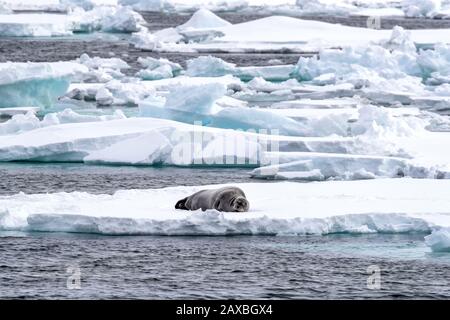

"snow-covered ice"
[135,14,450,53]
[136,57,183,80]
[0,5,146,37]
[1,179,450,237]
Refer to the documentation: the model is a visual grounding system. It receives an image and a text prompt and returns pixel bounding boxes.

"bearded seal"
[175,187,249,212]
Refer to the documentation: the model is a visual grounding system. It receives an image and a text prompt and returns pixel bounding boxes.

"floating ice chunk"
[251,152,438,181]
[246,77,300,92]
[0,62,88,108]
[74,53,130,83]
[66,75,240,106]
[0,13,73,37]
[402,0,441,17]
[293,44,421,88]
[186,56,236,77]
[164,82,226,113]
[0,108,125,135]
[186,55,294,81]
[62,0,118,10]
[178,8,231,31]
[0,3,11,14]
[69,5,146,33]
[0,107,40,118]
[136,57,183,80]
[139,82,307,135]
[130,29,158,50]
[425,227,450,252]
[95,87,115,106]
[101,5,146,32]
[380,26,416,53]
[235,65,295,81]
[350,105,427,138]
[2,179,450,235]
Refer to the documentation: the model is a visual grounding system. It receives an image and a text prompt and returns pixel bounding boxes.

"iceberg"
[177,8,232,31]
[0,62,88,108]
[425,227,450,252]
[1,179,450,235]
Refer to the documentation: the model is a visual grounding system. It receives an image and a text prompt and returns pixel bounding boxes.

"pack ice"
[1,179,450,243]
[0,4,146,36]
[131,9,450,53]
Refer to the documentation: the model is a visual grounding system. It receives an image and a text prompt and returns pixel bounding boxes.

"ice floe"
[1,179,450,236]
[136,56,183,80]
[74,53,130,83]
[186,56,295,81]
[0,62,87,108]
[0,108,125,135]
[133,14,450,53]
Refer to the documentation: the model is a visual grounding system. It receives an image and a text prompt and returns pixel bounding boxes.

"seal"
[175,187,249,212]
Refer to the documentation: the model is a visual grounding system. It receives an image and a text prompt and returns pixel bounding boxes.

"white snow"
[1,179,450,236]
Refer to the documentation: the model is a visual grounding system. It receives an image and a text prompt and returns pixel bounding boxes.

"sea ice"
[0,13,73,37]
[74,53,130,83]
[0,109,125,135]
[0,62,88,108]
[178,8,232,31]
[69,5,146,33]
[402,0,441,17]
[1,179,450,236]
[186,55,295,81]
[425,227,450,252]
[136,57,183,80]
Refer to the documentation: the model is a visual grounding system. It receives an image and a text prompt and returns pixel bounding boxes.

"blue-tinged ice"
[0,62,88,108]
[139,82,306,136]
[186,56,295,81]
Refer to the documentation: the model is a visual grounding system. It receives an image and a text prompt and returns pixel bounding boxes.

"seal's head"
[231,196,249,212]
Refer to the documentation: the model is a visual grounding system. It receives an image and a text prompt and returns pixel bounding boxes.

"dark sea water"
[1,13,450,299]
[1,232,450,299]
[0,163,255,195]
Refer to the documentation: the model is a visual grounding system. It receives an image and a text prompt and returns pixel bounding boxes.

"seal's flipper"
[175,198,188,210]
